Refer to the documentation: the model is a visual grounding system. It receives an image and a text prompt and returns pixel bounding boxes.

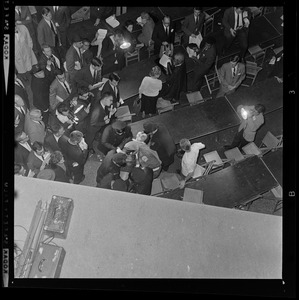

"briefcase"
[29,243,66,278]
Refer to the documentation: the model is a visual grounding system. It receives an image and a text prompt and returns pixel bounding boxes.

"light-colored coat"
[24,116,46,144]
[217,62,245,97]
[15,24,37,73]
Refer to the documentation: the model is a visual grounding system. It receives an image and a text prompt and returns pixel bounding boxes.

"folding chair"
[156,97,179,114]
[242,131,283,157]
[174,31,183,47]
[125,48,140,66]
[204,56,220,95]
[203,150,229,173]
[186,91,205,106]
[203,9,221,36]
[224,147,246,164]
[241,61,263,87]
[247,44,275,67]
[183,188,204,204]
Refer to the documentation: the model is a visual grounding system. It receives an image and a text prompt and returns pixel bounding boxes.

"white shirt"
[139,76,162,97]
[46,54,61,71]
[181,142,205,177]
[73,45,82,59]
[15,105,27,115]
[234,11,243,30]
[53,135,60,143]
[19,141,32,152]
[109,82,118,96]
[15,78,25,89]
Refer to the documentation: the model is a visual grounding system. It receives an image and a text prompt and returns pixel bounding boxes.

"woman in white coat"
[15,22,37,81]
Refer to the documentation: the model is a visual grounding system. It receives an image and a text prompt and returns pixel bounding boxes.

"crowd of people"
[15,6,266,196]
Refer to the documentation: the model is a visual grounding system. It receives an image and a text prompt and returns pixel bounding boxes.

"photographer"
[224,104,265,150]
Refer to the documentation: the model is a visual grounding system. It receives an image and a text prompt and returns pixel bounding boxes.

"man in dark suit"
[101,72,123,109]
[73,57,103,98]
[182,7,206,46]
[15,72,30,109]
[152,15,175,56]
[49,69,73,112]
[14,131,32,175]
[81,38,94,68]
[191,36,217,92]
[44,123,68,153]
[15,5,39,55]
[14,94,29,135]
[31,64,50,126]
[46,6,71,61]
[37,7,61,60]
[101,30,126,75]
[59,130,88,184]
[85,92,115,154]
[222,7,252,60]
[143,122,176,171]
[65,35,84,87]
[38,44,62,86]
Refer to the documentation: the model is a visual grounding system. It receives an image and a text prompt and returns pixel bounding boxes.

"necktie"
[233,66,236,77]
[195,16,199,25]
[63,81,71,94]
[166,26,169,36]
[51,56,58,68]
[236,13,239,29]
[21,106,26,115]
[93,70,97,84]
[50,21,56,35]
[42,155,45,160]
[114,86,117,97]
[18,10,21,18]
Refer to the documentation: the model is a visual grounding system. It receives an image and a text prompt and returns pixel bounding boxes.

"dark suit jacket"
[37,18,60,48]
[14,142,32,169]
[82,49,94,68]
[27,151,43,175]
[31,76,50,111]
[89,101,109,129]
[182,12,205,45]
[38,52,62,85]
[98,125,133,155]
[46,6,71,30]
[15,78,30,109]
[65,45,83,81]
[101,35,125,74]
[193,44,217,73]
[152,21,175,54]
[149,123,176,168]
[222,7,252,38]
[74,65,102,89]
[60,140,88,167]
[101,81,120,107]
[44,132,62,152]
[49,78,73,111]
[46,164,69,182]
[14,105,29,134]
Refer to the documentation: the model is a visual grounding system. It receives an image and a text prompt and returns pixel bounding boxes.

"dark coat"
[60,139,88,167]
[181,12,205,45]
[37,18,60,48]
[149,124,176,168]
[129,167,153,195]
[152,21,175,54]
[46,6,71,30]
[31,76,50,111]
[89,101,110,129]
[74,65,102,89]
[44,132,62,152]
[46,164,69,183]
[38,52,62,85]
[97,124,133,155]
[162,60,187,101]
[14,142,31,169]
[101,81,120,108]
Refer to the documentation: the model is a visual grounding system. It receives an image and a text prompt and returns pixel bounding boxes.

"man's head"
[230,55,240,67]
[135,131,148,143]
[205,36,216,48]
[82,38,91,51]
[124,19,134,32]
[179,138,191,152]
[57,102,70,116]
[111,153,127,167]
[234,7,244,14]
[112,120,127,135]
[15,131,29,144]
[109,72,120,87]
[41,44,52,57]
[91,57,103,71]
[51,123,65,137]
[15,94,25,107]
[32,141,45,155]
[143,122,158,134]
[41,7,52,21]
[194,7,203,17]
[69,130,83,144]
[253,104,266,116]
[113,30,124,46]
[162,15,171,28]
[72,35,83,48]
[29,109,43,121]
[173,52,185,66]
[100,92,114,107]
[55,68,66,82]
[140,12,150,24]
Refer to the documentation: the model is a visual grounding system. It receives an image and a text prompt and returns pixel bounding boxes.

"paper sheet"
[159,54,171,68]
[189,33,202,48]
[106,15,120,28]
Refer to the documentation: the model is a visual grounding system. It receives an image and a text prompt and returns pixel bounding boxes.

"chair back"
[261,131,280,149]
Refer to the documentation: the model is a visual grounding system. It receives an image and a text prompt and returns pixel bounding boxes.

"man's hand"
[228,85,235,90]
[88,84,93,91]
[230,28,236,37]
[179,180,186,189]
[94,18,100,26]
